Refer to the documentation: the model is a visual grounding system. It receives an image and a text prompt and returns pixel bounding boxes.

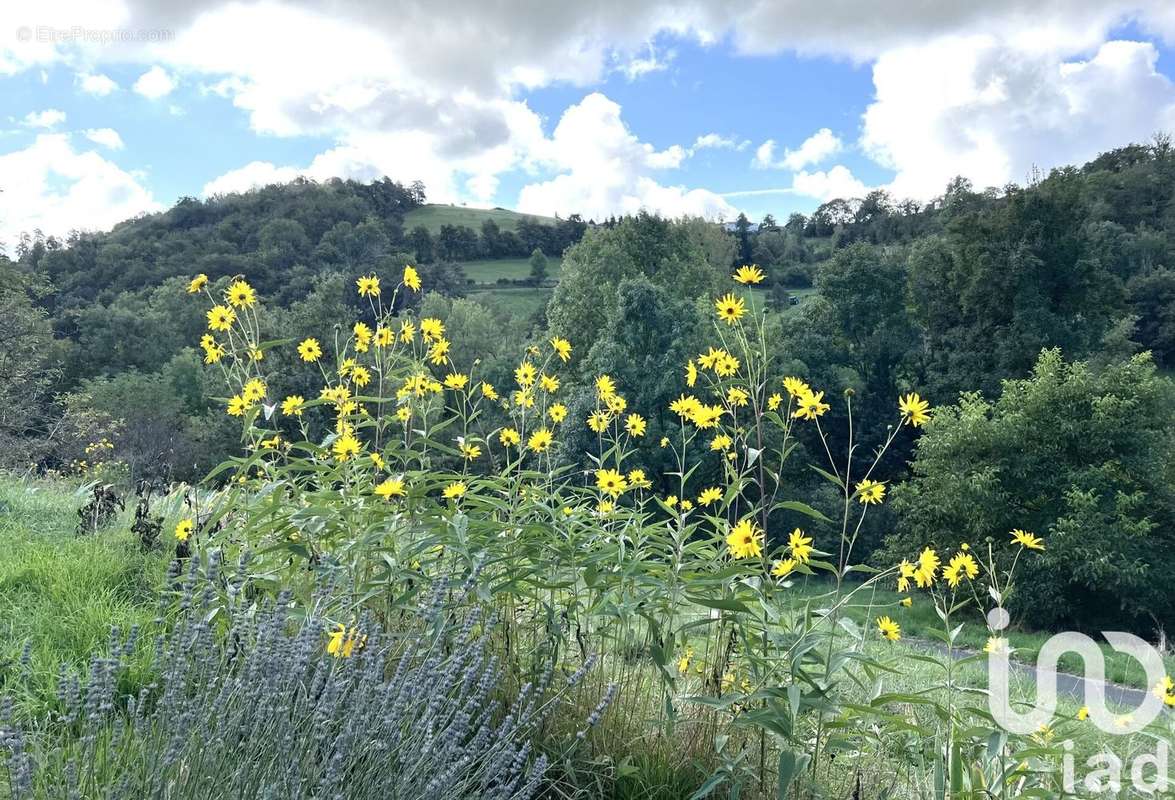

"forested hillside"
[2,139,1174,629]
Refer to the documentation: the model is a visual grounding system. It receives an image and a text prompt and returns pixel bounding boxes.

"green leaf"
[770,500,833,523]
[777,751,810,798]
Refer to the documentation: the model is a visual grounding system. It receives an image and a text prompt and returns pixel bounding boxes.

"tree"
[528,248,548,283]
[0,273,61,464]
[885,350,1175,632]
[407,226,434,264]
[733,213,753,266]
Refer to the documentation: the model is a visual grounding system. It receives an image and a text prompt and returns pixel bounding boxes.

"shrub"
[1,554,606,799]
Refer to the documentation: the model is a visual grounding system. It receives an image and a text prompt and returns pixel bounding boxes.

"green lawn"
[0,475,171,718]
[459,256,563,283]
[404,204,558,235]
[468,287,553,319]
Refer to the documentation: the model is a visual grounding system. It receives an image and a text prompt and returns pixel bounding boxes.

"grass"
[468,287,554,319]
[459,256,564,283]
[403,204,558,235]
[0,475,169,718]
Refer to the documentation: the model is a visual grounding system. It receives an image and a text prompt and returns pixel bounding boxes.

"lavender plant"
[1,553,609,800]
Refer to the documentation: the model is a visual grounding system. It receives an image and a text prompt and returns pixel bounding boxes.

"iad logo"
[986,608,1168,735]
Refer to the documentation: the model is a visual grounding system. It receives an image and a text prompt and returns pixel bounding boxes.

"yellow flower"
[427,339,451,365]
[587,410,611,433]
[356,275,381,297]
[371,452,385,470]
[403,264,421,291]
[499,427,521,447]
[767,393,782,411]
[726,386,749,407]
[855,478,886,505]
[1077,706,1090,721]
[715,293,746,325]
[460,441,482,460]
[443,481,467,500]
[659,436,669,448]
[772,558,796,578]
[595,374,616,398]
[1010,529,1045,551]
[187,273,208,293]
[624,413,646,437]
[664,495,678,508]
[420,318,445,342]
[726,518,763,559]
[710,434,732,451]
[680,499,693,511]
[202,343,225,364]
[242,378,267,403]
[353,322,373,349]
[226,394,249,417]
[899,392,931,427]
[400,320,415,342]
[375,326,394,347]
[527,428,553,452]
[900,597,913,607]
[597,500,614,514]
[350,366,371,387]
[207,305,236,332]
[175,518,194,542]
[540,373,559,393]
[326,624,365,658]
[876,616,901,642]
[226,279,256,308]
[685,360,697,387]
[677,647,693,675]
[984,636,1009,654]
[783,376,810,398]
[627,468,650,488]
[515,361,537,387]
[788,528,814,562]
[670,394,701,420]
[374,477,405,499]
[481,382,499,401]
[604,393,627,414]
[548,403,568,423]
[396,406,411,423]
[512,390,534,408]
[444,373,469,390]
[733,264,765,285]
[550,336,572,362]
[714,353,740,378]
[793,390,830,420]
[332,433,362,461]
[595,468,628,496]
[298,337,323,362]
[942,560,963,588]
[688,404,724,429]
[697,486,722,507]
[915,547,940,587]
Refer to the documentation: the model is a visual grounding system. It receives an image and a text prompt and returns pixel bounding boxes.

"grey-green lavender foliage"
[1,552,612,799]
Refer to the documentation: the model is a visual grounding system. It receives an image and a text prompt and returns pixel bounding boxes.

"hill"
[403,204,558,234]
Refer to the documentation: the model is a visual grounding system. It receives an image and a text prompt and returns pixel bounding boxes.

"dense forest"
[2,139,1174,629]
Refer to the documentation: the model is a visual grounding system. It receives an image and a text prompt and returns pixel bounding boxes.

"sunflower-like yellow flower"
[697,486,722,507]
[772,558,796,578]
[226,279,256,308]
[207,305,236,332]
[540,374,559,393]
[710,434,733,452]
[460,441,482,460]
[855,478,886,505]
[242,378,267,404]
[550,336,572,362]
[374,477,406,499]
[587,410,611,433]
[788,528,814,562]
[548,403,568,423]
[685,360,698,387]
[298,337,323,362]
[479,381,498,401]
[715,293,746,325]
[915,547,940,588]
[726,386,750,407]
[499,427,521,447]
[187,273,208,294]
[783,376,810,398]
[443,481,467,500]
[793,389,830,420]
[327,624,365,658]
[356,275,380,297]
[733,264,765,285]
[444,373,469,391]
[175,518,194,542]
[420,317,445,342]
[726,518,763,559]
[899,392,931,427]
[877,616,901,642]
[351,366,372,387]
[595,468,627,496]
[332,432,362,461]
[226,394,249,417]
[624,413,646,437]
[403,264,421,291]
[427,339,450,365]
[1011,529,1045,551]
[527,428,553,452]
[375,326,394,347]
[595,374,616,398]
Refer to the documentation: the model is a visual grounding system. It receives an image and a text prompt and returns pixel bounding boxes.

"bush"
[1,555,606,800]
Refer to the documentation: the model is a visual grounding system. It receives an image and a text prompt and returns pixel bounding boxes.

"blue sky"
[3,1,1175,243]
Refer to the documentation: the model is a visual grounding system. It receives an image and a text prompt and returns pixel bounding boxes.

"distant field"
[459,256,563,283]
[404,204,558,235]
[467,287,553,319]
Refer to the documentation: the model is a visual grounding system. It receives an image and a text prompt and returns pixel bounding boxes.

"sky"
[3,1,1175,246]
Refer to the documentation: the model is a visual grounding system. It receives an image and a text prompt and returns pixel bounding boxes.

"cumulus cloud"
[753,128,843,170]
[77,72,118,96]
[791,165,871,202]
[0,134,160,244]
[82,128,125,149]
[22,109,66,129]
[516,93,735,220]
[692,133,748,151]
[133,65,176,99]
[202,161,302,196]
[862,37,1175,199]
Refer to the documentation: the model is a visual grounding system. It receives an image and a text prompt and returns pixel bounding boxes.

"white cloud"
[82,128,124,149]
[692,133,748,151]
[201,161,302,196]
[22,109,66,129]
[133,65,176,99]
[862,37,1175,199]
[0,134,160,244]
[77,72,118,96]
[790,165,871,202]
[516,92,735,220]
[617,43,675,81]
[753,128,843,170]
